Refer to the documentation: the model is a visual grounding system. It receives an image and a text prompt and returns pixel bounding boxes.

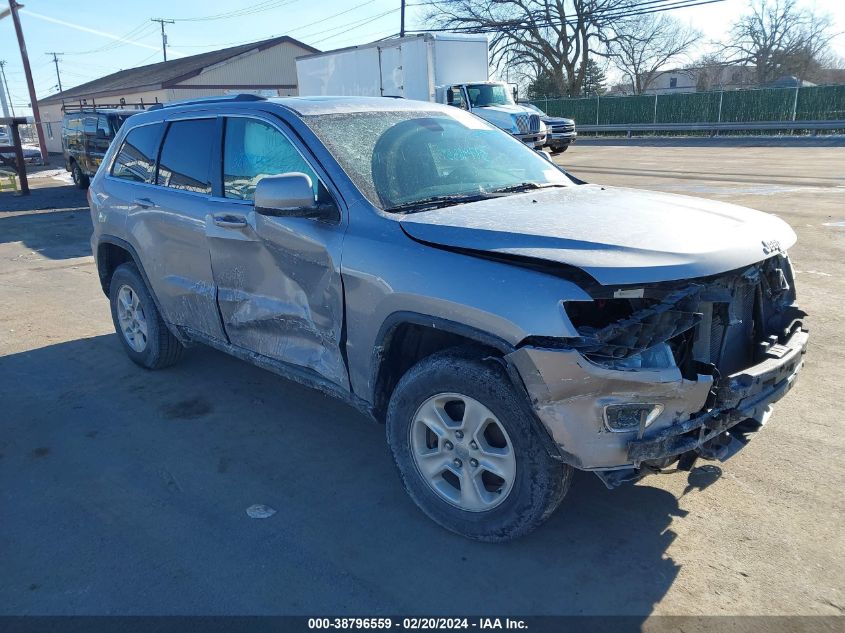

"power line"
[166,0,379,51]
[60,21,157,56]
[306,8,401,45]
[169,0,301,22]
[408,0,726,33]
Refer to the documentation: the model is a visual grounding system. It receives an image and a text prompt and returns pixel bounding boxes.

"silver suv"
[89,94,808,541]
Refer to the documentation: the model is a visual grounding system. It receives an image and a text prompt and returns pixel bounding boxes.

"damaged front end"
[507,254,808,486]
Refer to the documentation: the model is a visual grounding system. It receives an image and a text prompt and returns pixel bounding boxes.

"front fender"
[341,216,591,401]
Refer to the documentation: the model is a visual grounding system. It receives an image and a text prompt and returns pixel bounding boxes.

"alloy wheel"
[409,393,516,512]
[116,284,149,353]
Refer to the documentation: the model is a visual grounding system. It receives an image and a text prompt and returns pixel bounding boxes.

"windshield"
[304,109,573,211]
[465,83,515,108]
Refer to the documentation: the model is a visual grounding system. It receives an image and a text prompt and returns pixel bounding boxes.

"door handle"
[212,213,248,229]
[132,197,154,208]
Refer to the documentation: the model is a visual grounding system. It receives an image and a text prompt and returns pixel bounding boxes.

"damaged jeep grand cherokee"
[89,94,807,542]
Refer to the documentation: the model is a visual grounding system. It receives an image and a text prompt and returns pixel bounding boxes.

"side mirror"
[254,173,337,221]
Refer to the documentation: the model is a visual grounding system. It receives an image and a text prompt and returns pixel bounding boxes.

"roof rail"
[162,93,268,108]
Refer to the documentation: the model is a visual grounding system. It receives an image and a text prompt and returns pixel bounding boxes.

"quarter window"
[111,124,163,183]
[156,119,215,194]
[222,117,318,201]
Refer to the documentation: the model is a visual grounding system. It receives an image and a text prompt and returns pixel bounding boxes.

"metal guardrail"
[576,120,845,135]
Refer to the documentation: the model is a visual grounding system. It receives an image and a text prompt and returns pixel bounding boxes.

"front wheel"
[386,349,571,542]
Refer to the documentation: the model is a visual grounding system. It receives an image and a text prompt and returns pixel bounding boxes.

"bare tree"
[424,0,623,97]
[724,0,838,85]
[607,12,700,93]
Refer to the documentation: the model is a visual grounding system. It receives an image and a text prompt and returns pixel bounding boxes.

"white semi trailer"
[295,33,547,148]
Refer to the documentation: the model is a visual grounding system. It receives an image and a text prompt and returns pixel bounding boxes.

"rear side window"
[156,119,215,194]
[222,117,318,200]
[111,124,163,183]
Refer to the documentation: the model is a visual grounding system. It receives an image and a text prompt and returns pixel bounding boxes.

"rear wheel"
[109,263,183,369]
[386,349,571,542]
[70,162,89,189]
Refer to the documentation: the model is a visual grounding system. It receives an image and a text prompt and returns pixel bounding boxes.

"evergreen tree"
[582,60,607,96]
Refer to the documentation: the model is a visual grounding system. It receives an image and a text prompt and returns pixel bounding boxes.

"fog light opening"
[604,403,664,433]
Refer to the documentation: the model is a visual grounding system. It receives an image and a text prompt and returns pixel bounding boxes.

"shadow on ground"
[0,334,685,616]
[0,188,92,260]
[0,184,88,214]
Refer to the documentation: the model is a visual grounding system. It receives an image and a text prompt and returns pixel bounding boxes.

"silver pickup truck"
[87,94,807,541]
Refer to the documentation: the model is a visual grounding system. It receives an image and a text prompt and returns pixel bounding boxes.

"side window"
[223,117,319,201]
[447,86,466,109]
[97,115,110,138]
[111,124,163,183]
[156,119,215,194]
[83,116,97,135]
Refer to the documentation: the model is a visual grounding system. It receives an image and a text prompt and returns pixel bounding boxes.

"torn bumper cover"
[506,326,808,471]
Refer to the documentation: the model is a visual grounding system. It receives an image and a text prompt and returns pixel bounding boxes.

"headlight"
[602,342,676,370]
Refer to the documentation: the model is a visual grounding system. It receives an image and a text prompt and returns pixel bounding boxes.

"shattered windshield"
[303,109,572,211]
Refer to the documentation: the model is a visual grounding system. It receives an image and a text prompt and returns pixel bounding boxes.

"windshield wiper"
[385,192,494,213]
[487,182,566,194]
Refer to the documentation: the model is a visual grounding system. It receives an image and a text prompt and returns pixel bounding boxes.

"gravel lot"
[0,143,843,619]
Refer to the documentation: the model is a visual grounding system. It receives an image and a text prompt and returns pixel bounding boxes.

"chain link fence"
[531,84,845,126]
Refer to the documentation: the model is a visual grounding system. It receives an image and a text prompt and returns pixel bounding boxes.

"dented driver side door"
[205,114,350,390]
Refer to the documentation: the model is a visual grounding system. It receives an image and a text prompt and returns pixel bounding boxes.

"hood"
[474,103,537,115]
[471,104,538,131]
[542,116,575,125]
[399,185,797,286]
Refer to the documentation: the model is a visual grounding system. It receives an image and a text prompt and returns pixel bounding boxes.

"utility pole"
[399,0,405,38]
[0,60,13,118]
[46,51,63,93]
[7,1,49,164]
[151,18,174,62]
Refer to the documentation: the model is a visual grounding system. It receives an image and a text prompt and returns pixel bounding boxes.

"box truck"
[295,33,547,148]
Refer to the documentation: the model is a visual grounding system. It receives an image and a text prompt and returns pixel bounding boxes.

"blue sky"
[1,0,843,117]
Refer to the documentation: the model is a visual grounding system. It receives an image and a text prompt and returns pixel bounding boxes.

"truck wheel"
[386,349,571,542]
[109,263,183,370]
[70,162,89,189]
[552,146,569,155]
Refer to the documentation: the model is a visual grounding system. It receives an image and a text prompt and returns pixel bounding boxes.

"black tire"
[70,162,89,189]
[551,146,569,155]
[109,262,183,370]
[386,349,572,542]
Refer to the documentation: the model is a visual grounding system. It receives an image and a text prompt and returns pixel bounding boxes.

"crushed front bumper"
[506,326,808,471]
[627,327,807,464]
[547,131,577,150]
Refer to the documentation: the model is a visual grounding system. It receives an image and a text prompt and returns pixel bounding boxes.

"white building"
[37,35,318,153]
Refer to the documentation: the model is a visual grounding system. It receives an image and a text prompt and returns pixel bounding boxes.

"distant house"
[37,36,318,153]
[639,65,756,94]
